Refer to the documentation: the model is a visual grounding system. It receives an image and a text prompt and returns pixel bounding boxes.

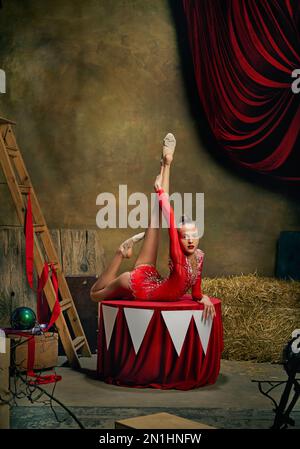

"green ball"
[11,307,36,330]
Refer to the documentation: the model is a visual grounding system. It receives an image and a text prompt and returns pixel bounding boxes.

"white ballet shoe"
[162,133,176,157]
[131,231,145,243]
[120,232,145,258]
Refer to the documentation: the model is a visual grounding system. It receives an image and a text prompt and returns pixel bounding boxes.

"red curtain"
[182,0,300,182]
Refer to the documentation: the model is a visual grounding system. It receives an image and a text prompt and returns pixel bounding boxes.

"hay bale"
[202,273,300,363]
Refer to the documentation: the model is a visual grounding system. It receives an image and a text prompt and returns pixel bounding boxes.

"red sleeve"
[192,251,204,300]
[155,187,183,264]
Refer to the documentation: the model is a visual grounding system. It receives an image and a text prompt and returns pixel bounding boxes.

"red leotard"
[128,186,204,301]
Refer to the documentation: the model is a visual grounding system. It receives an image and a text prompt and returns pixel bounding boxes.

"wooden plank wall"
[0,227,106,326]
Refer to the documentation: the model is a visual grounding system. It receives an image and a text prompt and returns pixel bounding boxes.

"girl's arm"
[192,277,203,301]
[155,186,182,264]
[192,252,216,319]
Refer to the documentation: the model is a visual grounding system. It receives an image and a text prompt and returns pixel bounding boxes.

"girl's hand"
[196,294,216,321]
[154,174,162,191]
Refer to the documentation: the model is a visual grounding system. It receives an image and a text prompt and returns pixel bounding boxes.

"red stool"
[97,294,223,390]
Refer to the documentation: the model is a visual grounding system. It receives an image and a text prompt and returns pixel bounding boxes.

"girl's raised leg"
[134,143,174,268]
[90,133,176,301]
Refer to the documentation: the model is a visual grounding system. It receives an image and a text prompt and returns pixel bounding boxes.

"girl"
[90,134,216,320]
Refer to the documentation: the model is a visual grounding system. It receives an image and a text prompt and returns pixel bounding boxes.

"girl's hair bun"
[179,214,193,226]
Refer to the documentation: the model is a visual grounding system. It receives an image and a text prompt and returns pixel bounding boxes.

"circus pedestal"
[97,294,223,390]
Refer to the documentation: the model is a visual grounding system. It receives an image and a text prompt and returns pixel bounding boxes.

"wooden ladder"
[0,116,92,368]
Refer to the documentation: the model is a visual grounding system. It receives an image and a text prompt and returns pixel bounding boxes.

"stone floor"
[10,356,300,429]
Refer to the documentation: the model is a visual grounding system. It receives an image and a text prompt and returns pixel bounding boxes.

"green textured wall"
[0,0,299,278]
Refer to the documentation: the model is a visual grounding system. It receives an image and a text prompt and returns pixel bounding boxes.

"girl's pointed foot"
[119,232,145,258]
[161,133,176,165]
[131,232,145,243]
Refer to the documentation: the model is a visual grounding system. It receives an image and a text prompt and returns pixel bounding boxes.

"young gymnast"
[90,134,216,320]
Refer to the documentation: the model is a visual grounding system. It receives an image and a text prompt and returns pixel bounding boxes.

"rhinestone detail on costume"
[169,248,202,289]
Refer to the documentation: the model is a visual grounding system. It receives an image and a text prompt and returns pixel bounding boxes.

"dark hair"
[178,214,194,228]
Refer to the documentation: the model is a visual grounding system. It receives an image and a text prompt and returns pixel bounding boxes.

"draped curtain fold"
[182,0,300,182]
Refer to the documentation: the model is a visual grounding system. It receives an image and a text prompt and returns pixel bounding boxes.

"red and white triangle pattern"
[124,307,154,354]
[161,310,194,357]
[101,305,213,356]
[192,311,213,354]
[102,304,119,349]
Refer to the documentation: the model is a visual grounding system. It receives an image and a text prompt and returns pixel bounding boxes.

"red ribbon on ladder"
[25,189,61,330]
[36,261,61,331]
[44,262,61,332]
[37,261,50,324]
[22,190,62,384]
[25,189,34,288]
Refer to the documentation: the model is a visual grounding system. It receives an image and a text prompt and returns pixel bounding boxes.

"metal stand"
[252,361,300,429]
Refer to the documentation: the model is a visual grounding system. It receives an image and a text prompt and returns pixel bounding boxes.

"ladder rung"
[60,298,73,312]
[18,185,30,193]
[73,336,86,351]
[33,224,46,233]
[7,148,18,158]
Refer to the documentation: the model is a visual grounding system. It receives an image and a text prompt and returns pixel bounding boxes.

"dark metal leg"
[271,369,297,429]
[282,379,300,426]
